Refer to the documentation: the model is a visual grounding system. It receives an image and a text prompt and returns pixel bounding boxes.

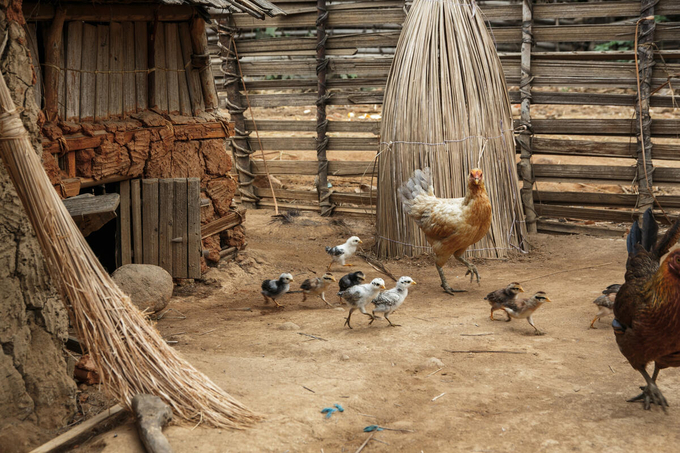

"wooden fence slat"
[247,136,380,151]
[109,22,124,117]
[244,119,380,134]
[175,25,192,116]
[26,24,42,110]
[122,22,137,116]
[131,179,143,264]
[142,179,159,265]
[165,22,180,115]
[134,21,148,111]
[119,180,132,266]
[150,22,168,112]
[179,22,204,115]
[66,21,83,121]
[173,179,188,278]
[158,179,174,276]
[250,160,378,176]
[95,24,110,121]
[80,24,97,121]
[187,178,201,279]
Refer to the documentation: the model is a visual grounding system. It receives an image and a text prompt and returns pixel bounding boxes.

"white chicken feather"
[338,277,385,329]
[370,276,416,327]
[325,236,362,270]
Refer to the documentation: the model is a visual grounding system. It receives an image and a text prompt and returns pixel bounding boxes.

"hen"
[613,208,680,412]
[398,167,492,295]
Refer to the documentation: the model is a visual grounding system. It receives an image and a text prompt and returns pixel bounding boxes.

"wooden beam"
[537,220,626,238]
[316,0,332,216]
[201,208,245,239]
[173,179,188,278]
[158,179,174,276]
[80,24,97,121]
[23,3,195,21]
[250,160,378,177]
[43,8,66,121]
[131,179,143,264]
[63,193,120,237]
[518,0,536,233]
[190,17,219,111]
[187,178,201,279]
[119,180,132,265]
[142,179,159,265]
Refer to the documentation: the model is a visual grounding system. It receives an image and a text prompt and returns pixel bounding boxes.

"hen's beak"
[331,276,337,282]
[380,284,386,289]
[411,281,417,285]
[518,286,525,292]
[358,239,363,243]
[545,297,552,303]
[474,177,480,185]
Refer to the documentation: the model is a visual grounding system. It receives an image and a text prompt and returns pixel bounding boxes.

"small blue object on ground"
[363,425,385,432]
[334,403,344,412]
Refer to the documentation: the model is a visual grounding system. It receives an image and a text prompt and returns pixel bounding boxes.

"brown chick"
[399,167,492,295]
[484,282,524,321]
[590,284,620,329]
[300,273,337,307]
[502,291,552,335]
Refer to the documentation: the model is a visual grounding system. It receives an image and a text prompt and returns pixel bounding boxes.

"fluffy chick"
[325,236,362,270]
[590,283,620,329]
[338,278,385,329]
[338,271,366,303]
[261,273,294,308]
[502,291,552,334]
[484,282,524,321]
[300,273,337,307]
[370,276,416,327]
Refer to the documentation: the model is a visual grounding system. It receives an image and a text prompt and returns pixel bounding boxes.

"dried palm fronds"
[0,72,259,428]
[376,0,527,259]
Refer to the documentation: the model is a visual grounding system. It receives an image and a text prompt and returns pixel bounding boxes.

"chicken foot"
[455,255,481,284]
[369,313,401,327]
[344,307,374,329]
[628,367,668,412]
[436,265,467,295]
[320,293,335,308]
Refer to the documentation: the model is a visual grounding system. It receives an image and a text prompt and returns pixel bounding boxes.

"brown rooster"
[613,208,680,412]
[398,167,492,295]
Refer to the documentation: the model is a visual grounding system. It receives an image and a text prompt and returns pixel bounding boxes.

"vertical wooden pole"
[635,1,656,213]
[142,178,159,265]
[134,22,149,112]
[316,0,333,216]
[219,27,257,209]
[80,24,97,121]
[173,179,189,279]
[190,17,219,111]
[122,22,137,116]
[187,178,201,279]
[179,22,205,115]
[158,179,174,276]
[95,25,110,122]
[131,179,143,264]
[66,21,83,122]
[119,180,132,266]
[517,0,537,233]
[44,8,66,122]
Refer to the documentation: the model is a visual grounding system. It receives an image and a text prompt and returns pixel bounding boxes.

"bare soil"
[77,209,680,453]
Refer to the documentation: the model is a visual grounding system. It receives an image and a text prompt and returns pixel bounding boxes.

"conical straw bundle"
[376,0,526,259]
[0,72,259,429]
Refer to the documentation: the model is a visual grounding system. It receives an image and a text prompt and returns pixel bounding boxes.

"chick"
[590,283,620,329]
[325,236,362,270]
[338,271,366,303]
[261,273,294,308]
[502,291,552,334]
[484,282,525,321]
[300,273,337,307]
[370,276,416,327]
[338,278,385,329]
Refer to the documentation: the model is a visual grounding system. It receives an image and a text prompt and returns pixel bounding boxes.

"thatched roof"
[166,0,287,18]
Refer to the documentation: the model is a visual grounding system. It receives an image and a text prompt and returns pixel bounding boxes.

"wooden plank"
[95,25,110,121]
[250,160,377,177]
[201,209,245,239]
[142,179,159,266]
[257,200,374,216]
[80,23,97,121]
[187,178,201,279]
[26,24,42,110]
[529,119,680,136]
[150,22,168,112]
[109,22,124,117]
[158,179,174,275]
[533,191,636,207]
[28,405,126,453]
[43,10,67,121]
[174,25,191,116]
[122,22,136,116]
[173,179,188,278]
[255,187,375,205]
[63,193,120,237]
[190,17,219,111]
[134,22,148,111]
[533,164,680,184]
[119,180,132,266]
[60,178,81,198]
[244,119,380,134]
[24,3,195,21]
[66,21,83,121]
[537,220,626,238]
[131,179,143,264]
[535,205,639,224]
[165,22,180,115]
[232,8,406,28]
[235,32,400,54]
[179,22,204,115]
[247,136,380,151]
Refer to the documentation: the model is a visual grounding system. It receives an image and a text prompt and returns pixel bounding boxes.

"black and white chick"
[325,236,362,270]
[484,282,524,321]
[300,272,337,307]
[370,276,416,327]
[338,278,385,329]
[338,271,366,303]
[502,291,552,335]
[590,283,620,329]
[261,273,294,308]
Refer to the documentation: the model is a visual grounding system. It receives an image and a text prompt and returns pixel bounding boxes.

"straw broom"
[376,0,527,259]
[0,71,259,428]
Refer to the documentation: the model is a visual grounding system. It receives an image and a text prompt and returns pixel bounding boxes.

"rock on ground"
[112,265,174,313]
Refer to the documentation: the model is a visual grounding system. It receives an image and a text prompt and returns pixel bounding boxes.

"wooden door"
[117,177,201,279]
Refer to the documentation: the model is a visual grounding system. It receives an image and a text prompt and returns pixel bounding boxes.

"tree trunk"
[0,4,76,451]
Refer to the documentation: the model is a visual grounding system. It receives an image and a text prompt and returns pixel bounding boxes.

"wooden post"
[187,178,201,279]
[44,8,66,122]
[190,17,219,111]
[142,179,159,265]
[119,180,132,266]
[516,0,537,233]
[131,179,143,264]
[316,0,333,216]
[66,21,83,121]
[635,0,656,213]
[219,27,257,208]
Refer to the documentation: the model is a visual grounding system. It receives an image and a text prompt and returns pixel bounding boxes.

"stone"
[340,354,350,361]
[278,322,300,331]
[424,357,445,368]
[112,264,174,314]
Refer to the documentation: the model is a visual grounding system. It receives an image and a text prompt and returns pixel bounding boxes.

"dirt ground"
[77,209,680,453]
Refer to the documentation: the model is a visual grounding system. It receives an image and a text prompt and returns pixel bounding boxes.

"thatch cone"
[376,0,527,259]
[0,71,259,428]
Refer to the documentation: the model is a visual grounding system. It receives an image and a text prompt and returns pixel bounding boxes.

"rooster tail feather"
[641,208,658,252]
[655,213,680,257]
[398,168,433,214]
[627,219,642,255]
